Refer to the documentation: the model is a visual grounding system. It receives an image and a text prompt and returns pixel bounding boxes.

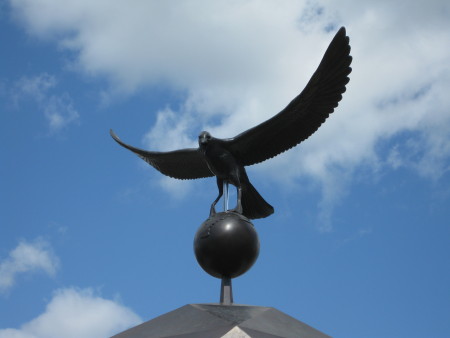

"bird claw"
[209,205,217,217]
[231,205,243,215]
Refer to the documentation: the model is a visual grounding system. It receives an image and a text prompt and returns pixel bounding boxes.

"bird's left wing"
[226,27,352,166]
[110,130,213,180]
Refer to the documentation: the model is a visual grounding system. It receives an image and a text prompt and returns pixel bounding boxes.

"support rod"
[220,277,233,305]
[223,181,229,212]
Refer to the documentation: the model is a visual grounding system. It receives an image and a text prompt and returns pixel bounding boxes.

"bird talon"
[231,206,243,215]
[210,206,217,217]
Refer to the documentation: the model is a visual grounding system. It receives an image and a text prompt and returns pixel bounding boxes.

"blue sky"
[1,1,450,337]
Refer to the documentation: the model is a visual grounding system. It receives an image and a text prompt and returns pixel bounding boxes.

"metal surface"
[194,212,259,279]
[220,277,233,305]
[112,304,330,338]
[223,181,230,211]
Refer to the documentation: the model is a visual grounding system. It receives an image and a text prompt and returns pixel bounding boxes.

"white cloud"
[8,0,450,228]
[0,239,59,293]
[13,73,56,102]
[143,107,197,151]
[43,94,80,131]
[0,288,142,338]
[13,74,80,132]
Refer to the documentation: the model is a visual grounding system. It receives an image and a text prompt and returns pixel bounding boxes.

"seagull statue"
[111,27,352,219]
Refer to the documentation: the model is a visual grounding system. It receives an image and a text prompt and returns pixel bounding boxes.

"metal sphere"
[194,211,260,279]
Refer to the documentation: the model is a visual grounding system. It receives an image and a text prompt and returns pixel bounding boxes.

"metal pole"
[220,277,233,305]
[223,181,229,212]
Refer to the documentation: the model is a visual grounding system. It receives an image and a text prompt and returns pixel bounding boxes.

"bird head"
[198,131,212,147]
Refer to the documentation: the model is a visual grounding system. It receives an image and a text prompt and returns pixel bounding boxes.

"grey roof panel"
[240,307,330,338]
[112,304,329,338]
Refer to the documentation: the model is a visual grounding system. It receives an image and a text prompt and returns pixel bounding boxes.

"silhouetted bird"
[111,27,352,219]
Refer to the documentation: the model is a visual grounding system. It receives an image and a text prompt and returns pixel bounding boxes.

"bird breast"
[203,144,239,178]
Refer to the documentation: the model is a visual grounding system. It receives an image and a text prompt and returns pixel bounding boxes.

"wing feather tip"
[110,129,120,141]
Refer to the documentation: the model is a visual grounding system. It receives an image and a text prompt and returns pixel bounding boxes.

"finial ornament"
[111,28,352,302]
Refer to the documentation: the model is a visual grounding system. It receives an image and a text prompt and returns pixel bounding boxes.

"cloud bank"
[9,0,450,229]
[0,239,59,293]
[0,288,142,338]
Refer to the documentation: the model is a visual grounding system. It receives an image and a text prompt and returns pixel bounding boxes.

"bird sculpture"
[111,27,352,219]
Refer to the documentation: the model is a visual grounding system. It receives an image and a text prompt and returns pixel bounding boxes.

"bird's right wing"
[110,130,213,180]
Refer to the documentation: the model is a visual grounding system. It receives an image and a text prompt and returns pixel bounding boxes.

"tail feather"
[241,182,274,219]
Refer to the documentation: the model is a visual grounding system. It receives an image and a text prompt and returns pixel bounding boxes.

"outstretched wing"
[227,27,352,166]
[110,130,213,180]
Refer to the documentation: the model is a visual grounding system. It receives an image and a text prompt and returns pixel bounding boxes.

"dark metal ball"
[194,211,260,279]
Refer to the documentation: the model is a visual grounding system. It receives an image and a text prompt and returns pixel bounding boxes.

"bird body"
[198,131,274,219]
[111,27,352,219]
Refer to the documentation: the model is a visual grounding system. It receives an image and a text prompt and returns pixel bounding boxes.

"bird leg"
[210,178,224,217]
